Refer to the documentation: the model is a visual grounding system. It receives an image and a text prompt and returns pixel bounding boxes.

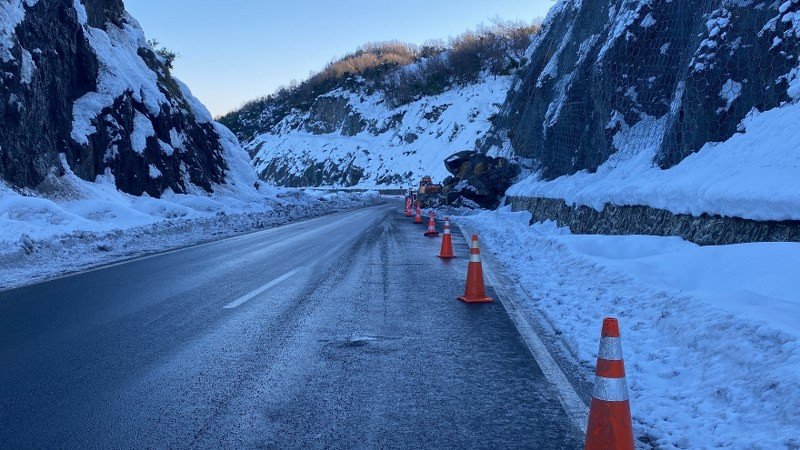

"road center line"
[223,266,306,309]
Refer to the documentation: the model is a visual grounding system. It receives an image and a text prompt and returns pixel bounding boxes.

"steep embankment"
[0,0,258,198]
[220,28,537,188]
[486,0,800,242]
[246,77,512,188]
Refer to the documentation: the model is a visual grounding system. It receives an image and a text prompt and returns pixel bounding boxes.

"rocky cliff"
[220,27,538,188]
[240,78,513,188]
[0,0,257,198]
[481,0,800,242]
[485,0,800,179]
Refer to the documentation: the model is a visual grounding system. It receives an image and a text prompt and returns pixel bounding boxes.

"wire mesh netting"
[494,0,800,180]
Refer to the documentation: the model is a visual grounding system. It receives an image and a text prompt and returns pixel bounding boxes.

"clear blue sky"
[125,0,554,116]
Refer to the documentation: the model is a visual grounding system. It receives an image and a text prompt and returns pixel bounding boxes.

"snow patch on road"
[461,207,800,449]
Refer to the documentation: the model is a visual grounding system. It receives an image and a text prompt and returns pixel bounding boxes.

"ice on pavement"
[461,207,800,449]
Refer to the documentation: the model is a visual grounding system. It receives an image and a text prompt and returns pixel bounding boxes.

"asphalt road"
[0,203,582,449]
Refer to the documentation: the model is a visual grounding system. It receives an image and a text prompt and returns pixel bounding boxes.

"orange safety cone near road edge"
[424,211,440,237]
[457,235,493,303]
[585,317,635,450]
[405,197,412,217]
[413,206,423,224]
[438,217,455,259]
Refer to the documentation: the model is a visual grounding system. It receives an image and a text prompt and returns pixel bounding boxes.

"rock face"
[508,196,800,245]
[220,29,539,190]
[439,151,520,209]
[0,0,255,197]
[229,78,513,189]
[485,0,800,180]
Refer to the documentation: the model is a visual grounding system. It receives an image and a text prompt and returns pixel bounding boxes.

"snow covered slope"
[247,76,512,188]
[508,101,800,221]
[491,0,800,177]
[221,27,538,189]
[490,0,800,222]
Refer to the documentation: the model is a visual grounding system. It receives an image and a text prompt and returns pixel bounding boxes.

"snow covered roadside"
[0,187,382,291]
[460,207,800,449]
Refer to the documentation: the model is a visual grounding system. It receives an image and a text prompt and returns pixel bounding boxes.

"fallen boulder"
[438,151,520,209]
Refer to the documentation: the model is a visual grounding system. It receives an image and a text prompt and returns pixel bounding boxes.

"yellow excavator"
[418,175,442,195]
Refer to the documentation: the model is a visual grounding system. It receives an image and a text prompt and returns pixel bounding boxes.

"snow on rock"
[2,0,256,199]
[131,111,155,154]
[717,78,742,113]
[148,164,162,179]
[461,207,800,449]
[490,0,800,224]
[0,0,37,62]
[508,101,800,221]
[249,75,512,188]
[70,10,167,145]
[19,47,35,83]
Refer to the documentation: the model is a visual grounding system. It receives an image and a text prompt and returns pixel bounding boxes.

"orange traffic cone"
[413,206,423,224]
[585,318,635,450]
[438,217,455,259]
[424,211,439,237]
[405,197,412,217]
[458,235,492,303]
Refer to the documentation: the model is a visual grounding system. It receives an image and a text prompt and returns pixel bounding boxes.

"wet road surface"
[0,203,582,448]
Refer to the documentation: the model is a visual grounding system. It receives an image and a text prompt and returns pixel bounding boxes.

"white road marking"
[223,266,306,309]
[456,225,590,435]
[8,204,386,292]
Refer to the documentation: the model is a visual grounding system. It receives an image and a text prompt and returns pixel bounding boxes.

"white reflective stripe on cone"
[469,254,482,263]
[444,229,451,234]
[598,337,624,361]
[592,376,629,402]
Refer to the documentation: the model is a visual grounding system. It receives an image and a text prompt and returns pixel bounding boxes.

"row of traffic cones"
[406,206,635,448]
[411,208,492,304]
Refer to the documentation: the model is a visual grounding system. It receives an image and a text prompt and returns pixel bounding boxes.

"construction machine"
[418,175,442,194]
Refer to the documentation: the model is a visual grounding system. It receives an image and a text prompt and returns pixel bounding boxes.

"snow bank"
[461,208,800,448]
[509,101,800,221]
[0,172,382,291]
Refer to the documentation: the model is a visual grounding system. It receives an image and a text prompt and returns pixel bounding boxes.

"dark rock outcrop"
[439,151,520,209]
[508,196,800,245]
[485,0,800,180]
[0,0,251,197]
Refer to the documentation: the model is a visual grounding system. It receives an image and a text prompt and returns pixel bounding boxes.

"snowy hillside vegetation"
[489,0,800,222]
[219,22,540,188]
[247,78,512,188]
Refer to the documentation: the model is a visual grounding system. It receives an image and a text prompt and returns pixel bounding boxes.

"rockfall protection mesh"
[496,0,800,180]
